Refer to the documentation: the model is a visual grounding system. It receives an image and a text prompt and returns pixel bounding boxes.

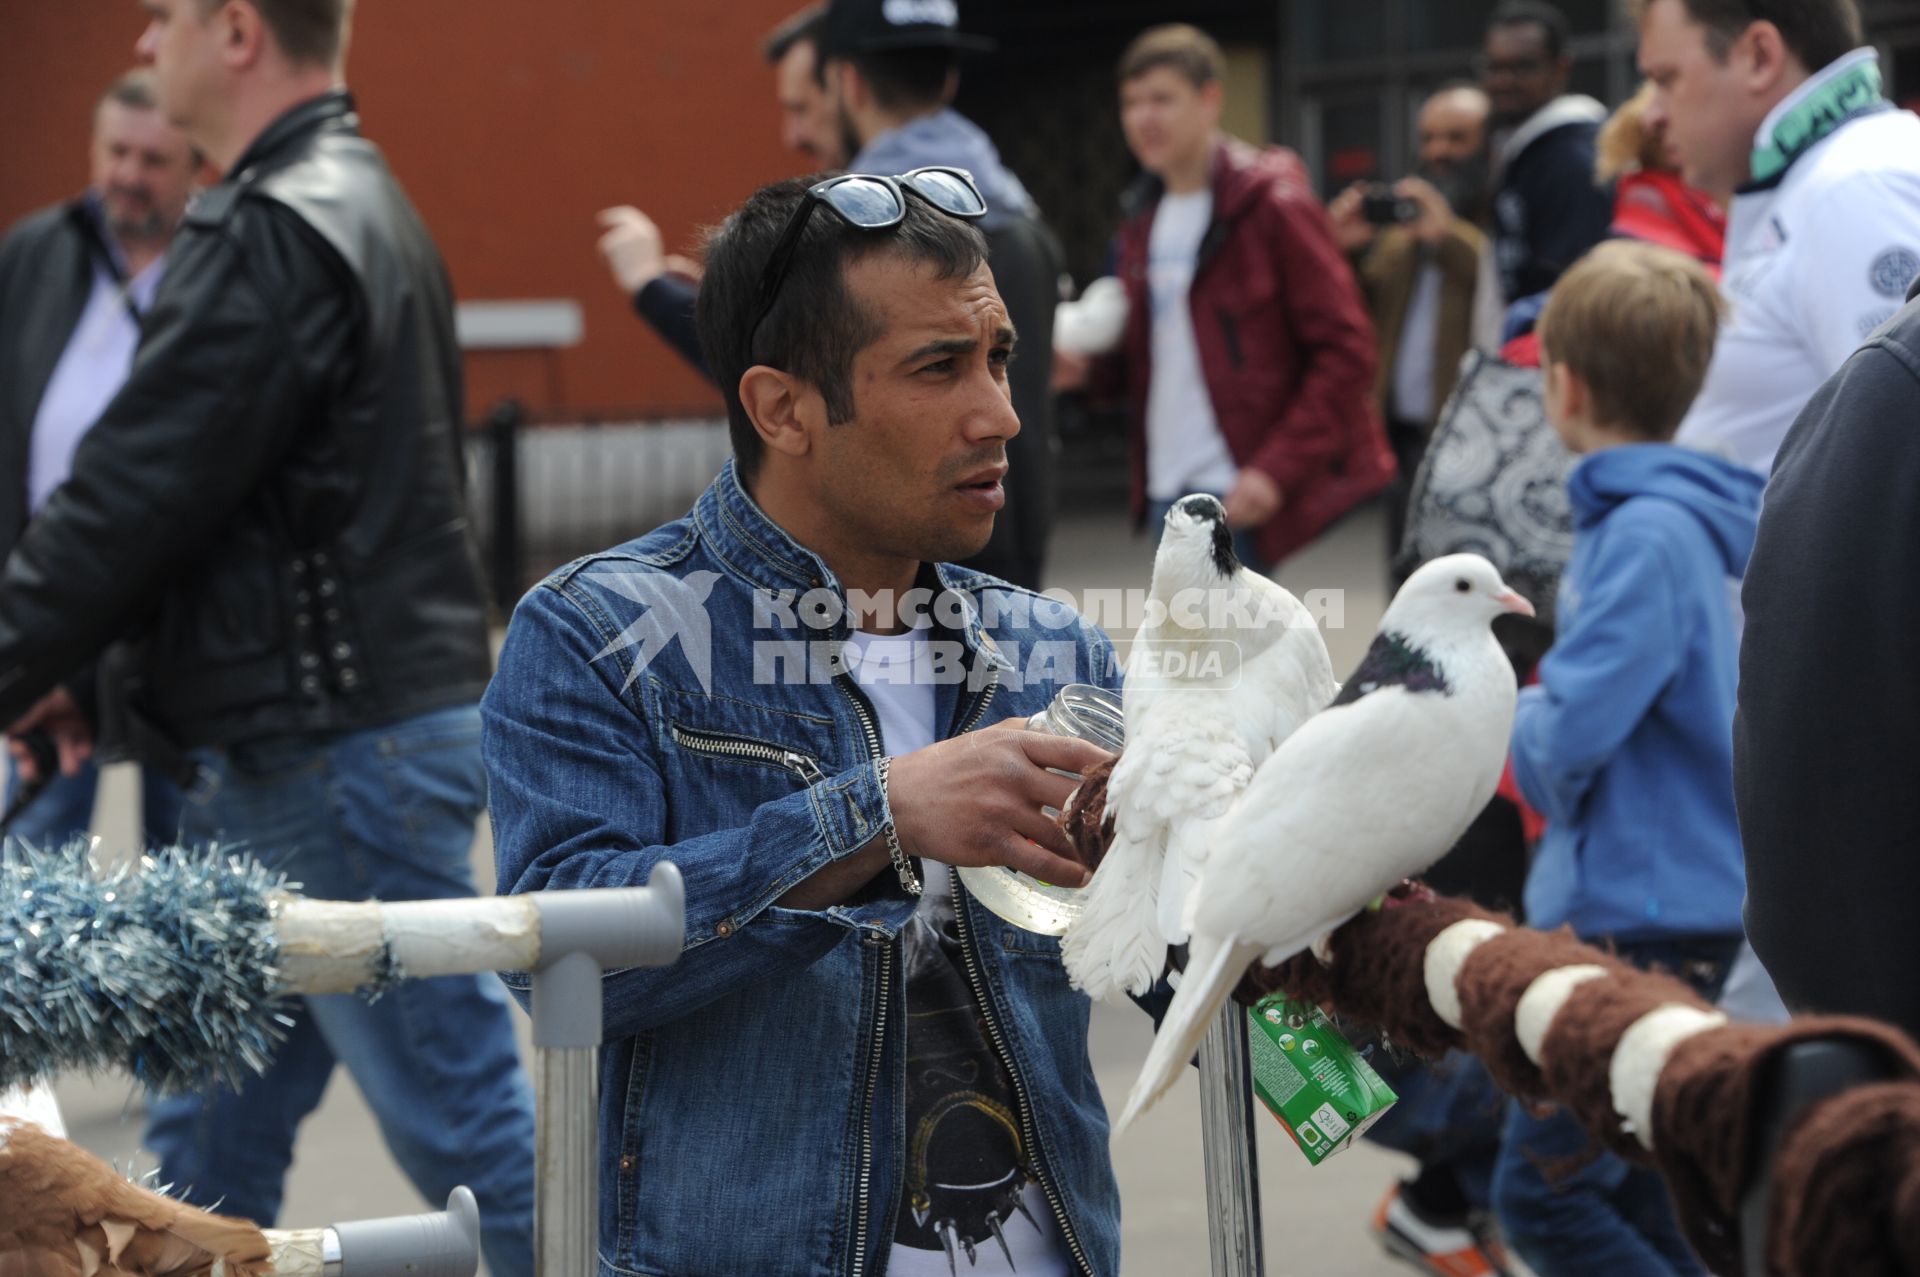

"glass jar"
[956,683,1126,936]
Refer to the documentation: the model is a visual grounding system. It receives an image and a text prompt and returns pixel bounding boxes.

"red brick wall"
[0,0,808,420]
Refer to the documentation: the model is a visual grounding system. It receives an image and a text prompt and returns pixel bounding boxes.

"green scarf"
[1750,55,1885,186]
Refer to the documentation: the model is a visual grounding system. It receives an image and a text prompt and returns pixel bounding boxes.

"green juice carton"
[1246,993,1398,1166]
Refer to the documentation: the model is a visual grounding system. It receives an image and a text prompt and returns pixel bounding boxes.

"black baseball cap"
[819,0,994,56]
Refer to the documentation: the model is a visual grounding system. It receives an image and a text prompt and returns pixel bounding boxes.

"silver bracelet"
[877,756,922,897]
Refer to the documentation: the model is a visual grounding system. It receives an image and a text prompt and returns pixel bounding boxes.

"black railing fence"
[466,395,1131,611]
[464,402,735,611]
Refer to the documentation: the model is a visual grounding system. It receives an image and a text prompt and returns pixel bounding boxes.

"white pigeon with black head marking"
[1115,553,1531,1131]
[1062,494,1336,1000]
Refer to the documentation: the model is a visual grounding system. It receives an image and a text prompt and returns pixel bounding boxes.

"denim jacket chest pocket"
[643,679,852,837]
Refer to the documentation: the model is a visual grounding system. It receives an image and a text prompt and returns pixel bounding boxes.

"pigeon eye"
[1454,578,1470,593]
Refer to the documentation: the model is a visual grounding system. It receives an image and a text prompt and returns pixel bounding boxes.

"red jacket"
[1115,138,1394,565]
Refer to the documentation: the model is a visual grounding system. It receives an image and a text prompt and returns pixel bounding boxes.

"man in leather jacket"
[0,3,535,1270]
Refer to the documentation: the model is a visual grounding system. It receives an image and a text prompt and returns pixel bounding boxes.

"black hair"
[843,47,957,111]
[1488,0,1572,60]
[695,176,990,477]
[763,4,825,65]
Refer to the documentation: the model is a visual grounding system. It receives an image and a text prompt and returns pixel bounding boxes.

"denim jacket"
[482,461,1126,1277]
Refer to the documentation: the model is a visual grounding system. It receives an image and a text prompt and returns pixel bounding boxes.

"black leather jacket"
[0,92,491,746]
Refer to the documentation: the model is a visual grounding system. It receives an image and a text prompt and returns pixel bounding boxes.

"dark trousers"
[1386,416,1428,581]
[1491,933,1742,1276]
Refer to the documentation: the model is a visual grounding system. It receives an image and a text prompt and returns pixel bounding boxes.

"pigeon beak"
[1496,589,1536,618]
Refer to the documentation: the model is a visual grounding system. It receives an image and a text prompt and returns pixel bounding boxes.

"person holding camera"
[1330,83,1499,557]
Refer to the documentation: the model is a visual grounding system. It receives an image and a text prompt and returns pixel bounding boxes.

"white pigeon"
[1062,494,1336,1000]
[1114,553,1532,1132]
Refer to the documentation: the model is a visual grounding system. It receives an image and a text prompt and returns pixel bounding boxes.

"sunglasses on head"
[748,166,989,357]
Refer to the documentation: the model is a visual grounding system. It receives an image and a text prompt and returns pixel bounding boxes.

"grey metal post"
[266,1187,482,1276]
[1197,1003,1264,1277]
[531,950,601,1277]
[527,862,685,1277]
[333,1187,482,1277]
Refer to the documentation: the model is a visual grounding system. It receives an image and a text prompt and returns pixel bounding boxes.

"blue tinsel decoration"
[0,841,294,1094]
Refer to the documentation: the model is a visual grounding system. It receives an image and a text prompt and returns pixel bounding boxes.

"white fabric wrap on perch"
[1515,964,1609,1065]
[263,1229,330,1275]
[272,894,544,993]
[1423,919,1508,1029]
[1608,1004,1728,1150]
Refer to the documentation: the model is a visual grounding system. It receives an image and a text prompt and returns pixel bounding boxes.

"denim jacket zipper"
[836,670,890,1277]
[666,723,827,784]
[948,663,1096,1274]
[952,865,1094,1276]
[846,651,1017,1275]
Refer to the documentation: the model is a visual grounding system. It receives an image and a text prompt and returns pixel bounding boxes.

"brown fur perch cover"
[1059,759,1920,1276]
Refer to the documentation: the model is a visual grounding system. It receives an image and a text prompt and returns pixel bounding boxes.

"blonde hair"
[1595,82,1673,183]
[1537,241,1726,439]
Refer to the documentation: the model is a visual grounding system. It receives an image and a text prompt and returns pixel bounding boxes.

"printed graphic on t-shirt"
[889,897,1066,1275]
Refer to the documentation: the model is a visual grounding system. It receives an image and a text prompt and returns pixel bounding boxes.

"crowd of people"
[3,0,1919,1274]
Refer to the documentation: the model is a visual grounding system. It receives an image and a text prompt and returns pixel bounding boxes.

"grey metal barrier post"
[265,1187,482,1276]
[528,861,686,1276]
[1198,1004,1264,1277]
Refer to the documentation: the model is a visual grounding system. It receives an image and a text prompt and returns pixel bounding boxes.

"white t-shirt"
[846,627,939,756]
[28,254,167,513]
[850,627,1072,1277]
[1144,188,1239,501]
[1677,50,1920,474]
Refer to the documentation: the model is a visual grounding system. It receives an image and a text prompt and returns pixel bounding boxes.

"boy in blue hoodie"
[1493,240,1764,1277]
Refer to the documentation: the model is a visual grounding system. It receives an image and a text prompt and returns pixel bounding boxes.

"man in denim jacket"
[484,172,1128,1276]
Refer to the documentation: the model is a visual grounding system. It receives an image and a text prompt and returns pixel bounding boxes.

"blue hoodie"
[1512,443,1764,939]
[851,108,1037,231]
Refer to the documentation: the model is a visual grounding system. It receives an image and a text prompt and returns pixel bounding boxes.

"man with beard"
[0,70,199,848]
[814,0,1064,590]
[1330,82,1499,554]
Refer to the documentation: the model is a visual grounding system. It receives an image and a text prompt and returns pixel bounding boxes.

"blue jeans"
[1147,495,1269,574]
[143,706,535,1277]
[1491,935,1739,1276]
[2,757,181,851]
[1364,1048,1505,1213]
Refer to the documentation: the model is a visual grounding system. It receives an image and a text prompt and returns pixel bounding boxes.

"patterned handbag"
[1394,350,1576,629]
